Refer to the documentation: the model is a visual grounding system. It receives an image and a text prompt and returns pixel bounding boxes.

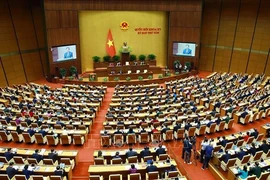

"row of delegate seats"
[0,174,67,180]
[0,131,85,146]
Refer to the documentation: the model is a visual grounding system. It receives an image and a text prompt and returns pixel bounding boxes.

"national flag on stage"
[106,29,116,57]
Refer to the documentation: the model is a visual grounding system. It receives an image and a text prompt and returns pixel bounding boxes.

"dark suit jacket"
[48,152,58,162]
[54,169,64,177]
[248,147,256,156]
[260,143,269,153]
[250,166,262,178]
[222,154,231,163]
[237,151,246,160]
[140,149,151,158]
[4,152,14,161]
[22,169,33,179]
[32,153,43,162]
[156,147,166,156]
[38,130,47,137]
[27,129,35,137]
[126,150,138,158]
[161,127,170,134]
[146,165,158,172]
[6,166,18,179]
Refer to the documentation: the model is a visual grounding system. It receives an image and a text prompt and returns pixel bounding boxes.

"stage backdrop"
[79,11,168,72]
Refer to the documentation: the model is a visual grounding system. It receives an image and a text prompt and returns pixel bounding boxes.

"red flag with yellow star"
[106,29,116,57]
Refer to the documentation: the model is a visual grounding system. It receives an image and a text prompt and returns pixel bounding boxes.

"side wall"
[44,0,202,76]
[200,0,270,75]
[0,0,48,87]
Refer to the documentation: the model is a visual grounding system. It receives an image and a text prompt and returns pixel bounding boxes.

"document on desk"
[45,167,50,172]
[232,168,238,174]
[58,150,63,155]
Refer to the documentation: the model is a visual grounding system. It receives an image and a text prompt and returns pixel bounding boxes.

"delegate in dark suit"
[6,163,18,179]
[146,162,158,172]
[32,150,43,163]
[4,149,14,161]
[126,148,138,158]
[140,147,151,158]
[48,150,58,162]
[156,145,166,156]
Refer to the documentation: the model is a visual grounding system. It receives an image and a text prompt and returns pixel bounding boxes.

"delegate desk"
[108,72,153,81]
[107,64,149,73]
[227,158,270,180]
[88,160,177,180]
[0,164,72,180]
[0,147,79,165]
[260,124,270,138]
[93,146,167,163]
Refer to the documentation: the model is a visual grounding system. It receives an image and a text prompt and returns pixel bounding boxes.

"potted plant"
[148,75,153,80]
[114,77,120,81]
[69,66,77,76]
[138,76,143,81]
[92,56,101,63]
[158,74,163,79]
[185,61,192,71]
[59,68,67,79]
[175,71,180,75]
[129,54,136,61]
[103,55,111,62]
[147,54,156,60]
[103,77,108,82]
[126,77,131,81]
[166,72,171,77]
[79,77,83,81]
[138,54,146,61]
[112,55,120,62]
[68,76,74,80]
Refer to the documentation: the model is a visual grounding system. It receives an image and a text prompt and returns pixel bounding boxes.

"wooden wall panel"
[0,0,47,86]
[0,0,18,54]
[201,0,270,74]
[22,52,44,81]
[44,0,202,75]
[230,0,259,73]
[200,0,222,71]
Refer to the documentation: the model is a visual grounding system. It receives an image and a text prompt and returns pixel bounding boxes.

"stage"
[57,70,197,87]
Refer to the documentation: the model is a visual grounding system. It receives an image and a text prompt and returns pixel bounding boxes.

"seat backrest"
[49,176,62,180]
[43,158,54,165]
[241,155,250,164]
[101,136,110,146]
[22,133,31,143]
[159,154,168,161]
[73,135,83,144]
[253,151,263,161]
[177,129,184,138]
[140,133,149,141]
[0,174,11,180]
[109,174,122,180]
[228,119,234,129]
[129,173,141,180]
[27,158,38,164]
[152,132,161,141]
[47,135,58,145]
[246,136,254,145]
[60,135,70,144]
[0,131,8,141]
[94,158,104,165]
[219,121,225,130]
[148,171,159,180]
[11,131,20,142]
[188,127,196,136]
[199,125,206,134]
[128,156,138,163]
[225,142,233,150]
[127,134,136,143]
[89,175,102,180]
[14,156,24,164]
[168,171,179,178]
[227,158,236,168]
[35,133,44,143]
[14,175,27,180]
[60,158,71,165]
[112,158,122,164]
[256,133,264,142]
[32,175,45,180]
[0,156,8,163]
[210,123,216,132]
[144,156,153,162]
[165,130,173,140]
[260,171,270,180]
[236,139,244,147]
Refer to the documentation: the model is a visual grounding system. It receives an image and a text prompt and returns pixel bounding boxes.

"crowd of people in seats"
[3,147,69,179]
[199,126,270,178]
[95,145,182,179]
[0,83,107,145]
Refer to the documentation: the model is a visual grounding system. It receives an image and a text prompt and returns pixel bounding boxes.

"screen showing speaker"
[51,44,77,63]
[173,42,196,57]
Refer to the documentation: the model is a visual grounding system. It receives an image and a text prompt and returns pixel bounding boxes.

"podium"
[121,52,130,65]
